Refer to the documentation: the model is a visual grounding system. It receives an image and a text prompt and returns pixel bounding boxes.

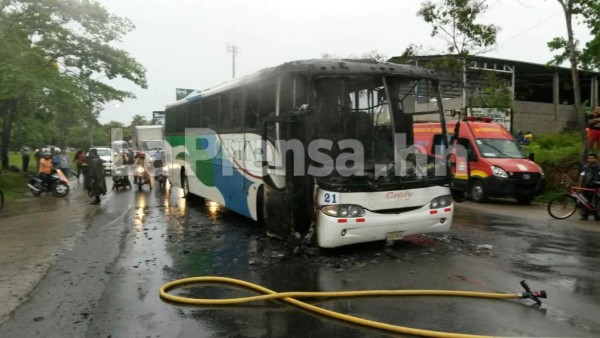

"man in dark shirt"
[579,153,600,220]
[21,146,31,172]
[86,149,107,205]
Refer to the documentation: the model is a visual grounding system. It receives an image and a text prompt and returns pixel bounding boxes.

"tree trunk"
[1,110,15,169]
[560,1,586,164]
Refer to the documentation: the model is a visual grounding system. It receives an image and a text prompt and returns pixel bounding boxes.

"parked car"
[37,145,61,154]
[87,147,114,175]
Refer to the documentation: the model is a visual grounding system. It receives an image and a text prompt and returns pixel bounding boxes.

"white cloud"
[95,0,593,124]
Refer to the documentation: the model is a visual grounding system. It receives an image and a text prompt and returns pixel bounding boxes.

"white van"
[87,147,114,175]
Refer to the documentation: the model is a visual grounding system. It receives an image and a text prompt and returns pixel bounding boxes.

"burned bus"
[164,59,454,248]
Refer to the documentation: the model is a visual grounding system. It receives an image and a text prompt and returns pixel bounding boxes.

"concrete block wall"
[512,101,578,134]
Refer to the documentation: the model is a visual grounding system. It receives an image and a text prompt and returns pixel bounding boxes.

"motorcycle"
[112,165,132,191]
[134,165,152,190]
[28,169,70,197]
[153,159,167,189]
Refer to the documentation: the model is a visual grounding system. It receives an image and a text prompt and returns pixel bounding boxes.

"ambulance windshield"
[475,138,526,158]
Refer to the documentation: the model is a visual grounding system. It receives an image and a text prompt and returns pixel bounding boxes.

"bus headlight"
[491,165,508,178]
[322,205,365,218]
[430,195,452,209]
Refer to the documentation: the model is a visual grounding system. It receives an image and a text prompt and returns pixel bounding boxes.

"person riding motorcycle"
[152,149,164,175]
[133,151,149,184]
[38,151,54,188]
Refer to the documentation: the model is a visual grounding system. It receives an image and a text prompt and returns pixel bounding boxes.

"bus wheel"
[256,185,265,226]
[470,180,487,203]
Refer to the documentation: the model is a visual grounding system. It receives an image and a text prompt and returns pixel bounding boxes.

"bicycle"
[547,173,600,219]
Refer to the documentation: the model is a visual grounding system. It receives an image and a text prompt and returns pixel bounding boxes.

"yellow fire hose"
[160,276,546,338]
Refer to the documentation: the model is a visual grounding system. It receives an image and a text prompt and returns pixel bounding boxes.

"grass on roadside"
[0,170,29,204]
[1,151,32,206]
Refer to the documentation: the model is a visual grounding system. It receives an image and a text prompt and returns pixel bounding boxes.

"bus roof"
[165,59,439,109]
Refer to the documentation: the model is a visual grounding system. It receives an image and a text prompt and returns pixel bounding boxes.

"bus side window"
[280,76,294,114]
[231,92,243,132]
[260,81,277,123]
[221,94,232,130]
[189,101,202,128]
[245,86,260,131]
[280,75,307,113]
[165,107,175,134]
[203,98,219,130]
[176,105,186,131]
[432,134,446,154]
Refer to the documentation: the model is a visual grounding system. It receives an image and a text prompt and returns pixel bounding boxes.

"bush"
[525,131,582,202]
[1,152,33,206]
[524,131,580,165]
[0,170,29,205]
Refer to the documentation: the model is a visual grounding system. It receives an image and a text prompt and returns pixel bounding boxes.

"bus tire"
[256,185,265,226]
[470,180,487,203]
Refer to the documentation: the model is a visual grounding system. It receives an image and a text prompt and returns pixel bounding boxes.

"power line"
[497,11,562,47]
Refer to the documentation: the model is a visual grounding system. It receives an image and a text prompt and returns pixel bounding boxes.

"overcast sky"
[94,0,592,125]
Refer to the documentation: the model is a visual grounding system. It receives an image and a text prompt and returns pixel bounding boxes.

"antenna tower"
[226,43,239,78]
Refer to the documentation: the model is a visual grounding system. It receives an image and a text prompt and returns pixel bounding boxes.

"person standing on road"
[21,146,31,172]
[86,148,107,205]
[58,149,74,177]
[523,131,534,144]
[34,146,44,172]
[587,106,600,151]
[516,130,526,145]
[579,153,600,220]
[73,149,86,182]
[51,148,61,169]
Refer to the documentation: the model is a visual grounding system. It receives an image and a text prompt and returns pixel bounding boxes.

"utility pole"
[226,43,239,78]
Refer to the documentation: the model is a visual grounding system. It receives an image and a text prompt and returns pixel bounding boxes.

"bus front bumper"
[315,205,453,248]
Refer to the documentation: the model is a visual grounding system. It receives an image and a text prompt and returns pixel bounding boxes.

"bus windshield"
[313,75,446,190]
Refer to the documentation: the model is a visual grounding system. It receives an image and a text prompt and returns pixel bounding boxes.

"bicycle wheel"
[547,194,578,219]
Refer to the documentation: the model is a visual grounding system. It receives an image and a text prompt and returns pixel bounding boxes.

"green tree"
[0,0,147,168]
[130,114,151,127]
[547,0,600,163]
[470,72,513,108]
[416,0,500,109]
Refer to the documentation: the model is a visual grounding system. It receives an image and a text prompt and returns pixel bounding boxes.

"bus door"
[260,75,312,244]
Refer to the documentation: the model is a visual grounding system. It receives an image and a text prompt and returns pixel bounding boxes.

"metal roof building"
[389,54,600,134]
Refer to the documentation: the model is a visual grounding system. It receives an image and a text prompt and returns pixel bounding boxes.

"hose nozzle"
[518,280,547,305]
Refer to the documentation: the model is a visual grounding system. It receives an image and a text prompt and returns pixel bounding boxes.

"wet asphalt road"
[0,178,599,337]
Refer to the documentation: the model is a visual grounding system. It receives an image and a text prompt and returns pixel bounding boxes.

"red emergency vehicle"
[414,117,546,204]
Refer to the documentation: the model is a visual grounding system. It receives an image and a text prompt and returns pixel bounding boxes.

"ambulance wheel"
[470,180,487,203]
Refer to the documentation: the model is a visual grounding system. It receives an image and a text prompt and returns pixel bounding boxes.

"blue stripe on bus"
[212,159,252,218]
